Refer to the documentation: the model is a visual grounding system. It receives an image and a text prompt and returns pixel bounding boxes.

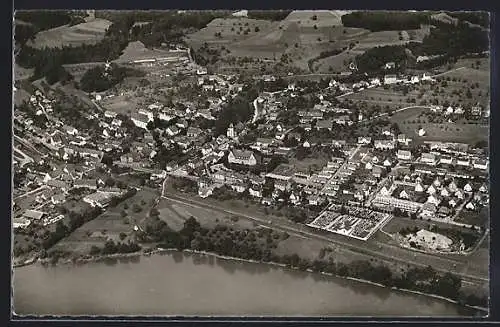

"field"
[390,106,489,144]
[53,189,159,255]
[27,18,112,49]
[113,41,187,63]
[99,93,141,115]
[156,198,256,232]
[14,64,34,81]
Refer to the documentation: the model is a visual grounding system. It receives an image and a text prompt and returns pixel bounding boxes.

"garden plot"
[307,207,392,241]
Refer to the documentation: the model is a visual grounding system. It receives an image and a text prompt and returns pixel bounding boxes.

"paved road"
[160,186,487,285]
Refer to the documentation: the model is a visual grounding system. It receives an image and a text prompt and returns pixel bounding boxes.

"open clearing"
[157,198,256,231]
[113,41,186,63]
[14,64,34,81]
[389,106,489,144]
[27,18,112,49]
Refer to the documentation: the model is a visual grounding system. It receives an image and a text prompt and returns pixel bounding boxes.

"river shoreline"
[16,247,488,314]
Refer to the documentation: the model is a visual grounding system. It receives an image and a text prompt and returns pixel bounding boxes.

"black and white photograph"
[11,9,490,317]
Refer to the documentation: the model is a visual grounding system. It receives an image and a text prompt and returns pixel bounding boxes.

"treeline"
[15,10,72,31]
[90,239,141,256]
[214,85,258,135]
[140,216,486,308]
[414,22,489,57]
[446,12,489,28]
[341,11,430,31]
[246,10,292,21]
[355,45,407,73]
[79,64,146,92]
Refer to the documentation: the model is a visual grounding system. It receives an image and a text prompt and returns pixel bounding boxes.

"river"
[13,251,477,317]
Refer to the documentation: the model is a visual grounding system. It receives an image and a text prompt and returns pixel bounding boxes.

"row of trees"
[139,216,484,307]
[246,10,292,21]
[79,64,145,92]
[341,11,430,31]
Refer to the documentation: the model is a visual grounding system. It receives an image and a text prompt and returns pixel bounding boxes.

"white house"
[464,183,473,193]
[465,202,476,210]
[374,140,395,150]
[473,159,488,170]
[384,74,397,85]
[358,136,372,145]
[426,185,437,195]
[397,150,412,161]
[415,183,425,193]
[421,153,437,165]
[228,149,258,166]
[456,157,470,167]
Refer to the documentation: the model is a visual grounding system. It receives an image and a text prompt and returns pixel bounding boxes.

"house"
[426,185,437,195]
[384,74,397,84]
[397,150,412,161]
[383,158,393,167]
[448,180,458,192]
[299,123,312,131]
[358,136,372,145]
[274,179,290,192]
[334,115,352,125]
[440,188,450,197]
[289,192,302,205]
[73,179,97,190]
[332,140,347,148]
[397,134,412,146]
[384,62,396,70]
[307,195,325,206]
[464,183,473,193]
[448,198,458,208]
[256,138,274,149]
[365,162,373,170]
[473,159,488,170]
[176,119,189,129]
[47,179,69,191]
[51,194,66,205]
[230,182,247,193]
[427,194,441,206]
[83,191,114,208]
[374,140,396,150]
[186,127,203,138]
[261,197,273,206]
[228,149,258,166]
[415,183,425,193]
[63,126,78,136]
[471,104,482,116]
[418,128,426,137]
[437,206,450,218]
[432,177,442,187]
[421,153,437,165]
[399,190,410,199]
[22,209,45,221]
[465,202,476,210]
[166,125,180,136]
[456,157,470,167]
[372,165,386,178]
[316,119,333,131]
[226,123,236,138]
[479,184,488,193]
[455,190,465,199]
[439,155,453,165]
[131,113,151,130]
[249,186,263,198]
[421,202,437,218]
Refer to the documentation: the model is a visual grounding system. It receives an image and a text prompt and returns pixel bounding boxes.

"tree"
[254,26,260,32]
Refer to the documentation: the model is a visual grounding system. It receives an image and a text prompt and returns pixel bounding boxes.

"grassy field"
[113,41,186,63]
[100,93,140,115]
[27,18,112,49]
[390,106,489,144]
[157,198,256,232]
[14,64,34,81]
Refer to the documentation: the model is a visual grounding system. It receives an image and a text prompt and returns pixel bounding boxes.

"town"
[12,9,490,314]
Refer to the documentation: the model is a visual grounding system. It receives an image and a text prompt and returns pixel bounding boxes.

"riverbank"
[25,247,488,314]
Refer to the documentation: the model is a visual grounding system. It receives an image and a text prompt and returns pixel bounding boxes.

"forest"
[341,11,430,31]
